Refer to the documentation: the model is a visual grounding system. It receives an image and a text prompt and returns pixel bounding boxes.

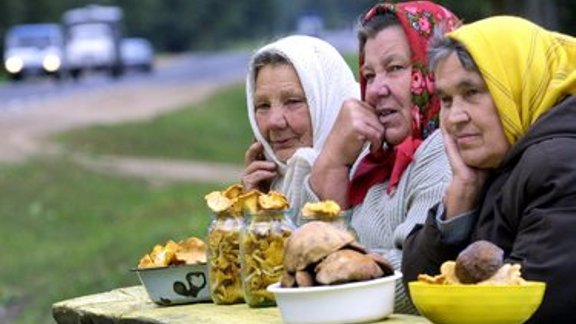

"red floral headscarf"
[349,1,460,206]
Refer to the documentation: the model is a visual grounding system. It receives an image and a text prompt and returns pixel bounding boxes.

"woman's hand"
[310,99,384,207]
[241,141,277,192]
[320,99,385,167]
[442,129,488,219]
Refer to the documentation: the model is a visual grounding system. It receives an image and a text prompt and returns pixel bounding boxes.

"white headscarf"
[246,35,359,207]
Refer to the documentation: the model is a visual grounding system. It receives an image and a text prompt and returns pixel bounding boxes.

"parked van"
[3,23,67,81]
[62,4,124,79]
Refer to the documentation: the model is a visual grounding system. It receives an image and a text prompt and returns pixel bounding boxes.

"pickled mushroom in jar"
[242,227,291,305]
[240,190,292,306]
[207,226,243,304]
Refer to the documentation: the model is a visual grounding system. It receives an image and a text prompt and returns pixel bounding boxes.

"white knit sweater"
[304,129,451,313]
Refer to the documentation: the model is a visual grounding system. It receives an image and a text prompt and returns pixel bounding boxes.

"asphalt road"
[0,29,356,113]
[0,50,252,112]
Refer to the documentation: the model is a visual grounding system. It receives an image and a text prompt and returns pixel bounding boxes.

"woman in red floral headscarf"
[305,1,460,313]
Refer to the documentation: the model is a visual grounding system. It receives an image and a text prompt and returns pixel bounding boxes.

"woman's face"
[436,52,510,168]
[363,25,414,146]
[253,63,312,162]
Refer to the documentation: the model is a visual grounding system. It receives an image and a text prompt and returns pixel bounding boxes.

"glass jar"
[206,211,244,305]
[240,209,294,307]
[298,209,358,239]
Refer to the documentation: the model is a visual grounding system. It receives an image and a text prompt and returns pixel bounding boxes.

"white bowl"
[132,263,211,305]
[268,271,402,324]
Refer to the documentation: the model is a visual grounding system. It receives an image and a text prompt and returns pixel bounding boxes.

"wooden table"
[52,286,431,323]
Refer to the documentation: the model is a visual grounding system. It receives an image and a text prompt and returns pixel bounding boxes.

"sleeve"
[301,174,322,204]
[436,205,479,244]
[401,205,469,283]
[277,155,313,224]
[502,138,576,323]
[393,131,451,250]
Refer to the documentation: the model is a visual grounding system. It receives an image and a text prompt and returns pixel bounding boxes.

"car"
[121,37,154,72]
[3,23,67,81]
[63,4,124,80]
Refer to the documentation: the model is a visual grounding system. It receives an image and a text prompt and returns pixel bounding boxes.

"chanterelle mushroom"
[284,221,355,273]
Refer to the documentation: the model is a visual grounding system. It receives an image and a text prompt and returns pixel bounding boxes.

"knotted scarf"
[246,35,360,208]
[349,1,460,206]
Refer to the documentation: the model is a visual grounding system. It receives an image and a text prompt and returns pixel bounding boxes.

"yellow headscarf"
[448,16,576,144]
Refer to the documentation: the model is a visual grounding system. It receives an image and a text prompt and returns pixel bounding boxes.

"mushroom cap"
[367,252,394,276]
[455,240,504,284]
[284,221,355,272]
[314,249,384,284]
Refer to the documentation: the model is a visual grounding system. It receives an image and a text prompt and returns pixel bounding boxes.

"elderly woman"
[306,1,459,312]
[402,16,576,323]
[241,35,359,213]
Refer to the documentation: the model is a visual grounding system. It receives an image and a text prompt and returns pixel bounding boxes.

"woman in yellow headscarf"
[403,16,576,323]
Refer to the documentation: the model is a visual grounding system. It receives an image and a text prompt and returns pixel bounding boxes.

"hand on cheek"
[441,128,488,218]
[242,141,277,192]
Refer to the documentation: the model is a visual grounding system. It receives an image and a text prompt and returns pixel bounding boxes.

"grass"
[344,53,360,77]
[56,83,252,164]
[1,156,224,323]
[2,84,254,323]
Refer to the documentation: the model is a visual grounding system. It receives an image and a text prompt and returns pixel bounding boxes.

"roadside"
[0,77,244,183]
[0,67,246,324]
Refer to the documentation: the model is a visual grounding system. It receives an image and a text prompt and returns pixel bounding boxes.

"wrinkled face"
[363,25,413,146]
[254,63,313,162]
[435,52,510,168]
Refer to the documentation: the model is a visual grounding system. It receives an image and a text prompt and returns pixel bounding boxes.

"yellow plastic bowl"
[409,281,546,324]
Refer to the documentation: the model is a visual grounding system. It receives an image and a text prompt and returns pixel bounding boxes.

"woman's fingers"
[241,160,277,191]
[442,128,476,178]
[242,169,277,192]
[244,141,265,166]
[441,128,489,217]
[343,100,385,147]
[356,109,385,152]
[321,98,386,165]
[243,160,276,174]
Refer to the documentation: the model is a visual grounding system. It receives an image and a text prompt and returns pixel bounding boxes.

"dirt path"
[0,77,244,183]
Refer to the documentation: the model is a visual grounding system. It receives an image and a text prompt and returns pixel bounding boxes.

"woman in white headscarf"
[242,35,359,213]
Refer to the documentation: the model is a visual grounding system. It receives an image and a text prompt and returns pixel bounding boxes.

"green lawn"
[2,84,254,323]
[1,156,225,323]
[56,83,252,164]
[344,53,360,77]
